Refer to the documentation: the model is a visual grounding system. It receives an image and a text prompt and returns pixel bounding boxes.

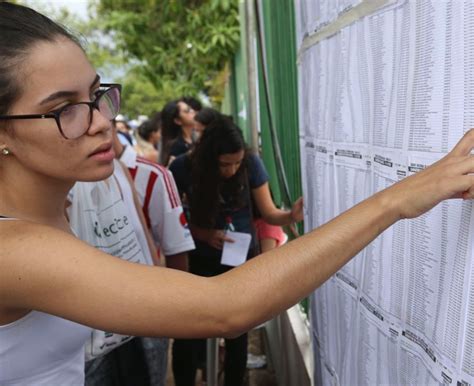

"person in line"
[194,107,223,139]
[169,118,303,386]
[193,108,288,255]
[160,98,197,166]
[69,160,158,386]
[254,216,288,252]
[181,96,202,113]
[2,3,474,385]
[112,117,196,384]
[71,121,193,385]
[113,121,194,272]
[135,113,161,163]
[114,114,136,148]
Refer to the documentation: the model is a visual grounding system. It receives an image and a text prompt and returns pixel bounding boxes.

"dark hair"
[138,117,160,142]
[0,2,81,116]
[189,117,249,227]
[160,99,182,164]
[149,111,162,135]
[195,108,222,128]
[182,96,202,112]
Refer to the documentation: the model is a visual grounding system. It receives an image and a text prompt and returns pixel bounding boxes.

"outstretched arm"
[217,130,474,332]
[2,130,474,339]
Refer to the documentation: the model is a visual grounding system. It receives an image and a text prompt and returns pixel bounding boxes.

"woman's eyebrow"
[39,90,77,106]
[39,74,101,106]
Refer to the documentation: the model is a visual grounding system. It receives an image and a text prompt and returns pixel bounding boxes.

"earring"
[1,148,10,155]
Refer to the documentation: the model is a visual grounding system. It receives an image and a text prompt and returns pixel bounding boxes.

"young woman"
[160,98,197,166]
[2,3,474,385]
[169,118,303,386]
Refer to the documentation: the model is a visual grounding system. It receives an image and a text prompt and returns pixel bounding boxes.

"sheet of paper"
[297,1,474,384]
[221,231,251,267]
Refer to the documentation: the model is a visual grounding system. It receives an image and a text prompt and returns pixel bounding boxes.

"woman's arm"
[214,129,474,333]
[252,182,303,226]
[2,129,474,339]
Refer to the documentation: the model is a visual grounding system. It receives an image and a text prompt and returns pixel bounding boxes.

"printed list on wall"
[297,0,474,385]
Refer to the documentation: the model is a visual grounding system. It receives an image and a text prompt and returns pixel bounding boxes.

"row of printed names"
[302,136,474,384]
[301,136,445,179]
[312,272,474,386]
[295,0,364,44]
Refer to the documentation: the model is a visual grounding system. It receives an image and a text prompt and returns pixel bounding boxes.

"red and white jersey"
[120,146,195,256]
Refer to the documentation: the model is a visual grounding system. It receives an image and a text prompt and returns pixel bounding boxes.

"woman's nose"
[230,165,239,176]
[88,108,112,135]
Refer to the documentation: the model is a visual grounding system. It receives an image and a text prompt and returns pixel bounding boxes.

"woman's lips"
[89,144,115,162]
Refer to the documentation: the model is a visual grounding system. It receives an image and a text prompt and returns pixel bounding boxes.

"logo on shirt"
[93,215,129,238]
[179,212,189,229]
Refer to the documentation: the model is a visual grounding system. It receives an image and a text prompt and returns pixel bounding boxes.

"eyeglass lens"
[61,87,121,139]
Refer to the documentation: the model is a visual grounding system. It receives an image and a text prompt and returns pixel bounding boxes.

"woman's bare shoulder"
[0,219,59,249]
[0,219,228,337]
[0,219,77,254]
[0,220,109,309]
[0,219,205,336]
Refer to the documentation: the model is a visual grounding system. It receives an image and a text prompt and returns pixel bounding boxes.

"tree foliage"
[94,0,240,104]
[19,0,128,88]
[120,68,176,118]
[18,0,239,117]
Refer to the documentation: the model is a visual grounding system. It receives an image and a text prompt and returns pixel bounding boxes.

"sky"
[24,0,126,83]
[27,0,89,19]
[54,0,89,18]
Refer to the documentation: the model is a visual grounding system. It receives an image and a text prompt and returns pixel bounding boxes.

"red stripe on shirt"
[162,170,178,208]
[136,157,179,208]
[142,172,158,228]
[129,167,138,180]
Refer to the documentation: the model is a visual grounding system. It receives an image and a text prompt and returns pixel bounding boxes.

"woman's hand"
[290,197,304,223]
[206,230,235,250]
[190,225,235,249]
[383,128,474,219]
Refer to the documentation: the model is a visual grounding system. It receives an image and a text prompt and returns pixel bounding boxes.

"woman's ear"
[0,131,8,150]
[0,126,14,155]
[174,117,182,126]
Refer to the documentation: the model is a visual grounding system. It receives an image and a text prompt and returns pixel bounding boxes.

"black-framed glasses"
[0,83,121,139]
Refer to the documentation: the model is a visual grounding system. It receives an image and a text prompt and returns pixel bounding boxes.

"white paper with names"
[221,231,252,267]
[297,1,474,385]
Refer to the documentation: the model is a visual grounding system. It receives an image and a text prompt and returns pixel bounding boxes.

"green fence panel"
[223,0,301,213]
[257,48,282,204]
[258,0,301,208]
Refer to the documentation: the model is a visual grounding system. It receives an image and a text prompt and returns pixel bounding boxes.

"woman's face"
[218,150,244,179]
[0,38,115,182]
[175,101,196,129]
[115,121,129,133]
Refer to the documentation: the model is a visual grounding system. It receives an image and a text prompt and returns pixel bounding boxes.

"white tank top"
[0,217,91,385]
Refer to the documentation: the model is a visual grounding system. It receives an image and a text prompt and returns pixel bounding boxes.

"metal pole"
[245,0,259,152]
[206,338,219,386]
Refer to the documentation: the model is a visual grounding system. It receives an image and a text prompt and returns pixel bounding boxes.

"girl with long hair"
[169,117,303,385]
[160,98,196,166]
